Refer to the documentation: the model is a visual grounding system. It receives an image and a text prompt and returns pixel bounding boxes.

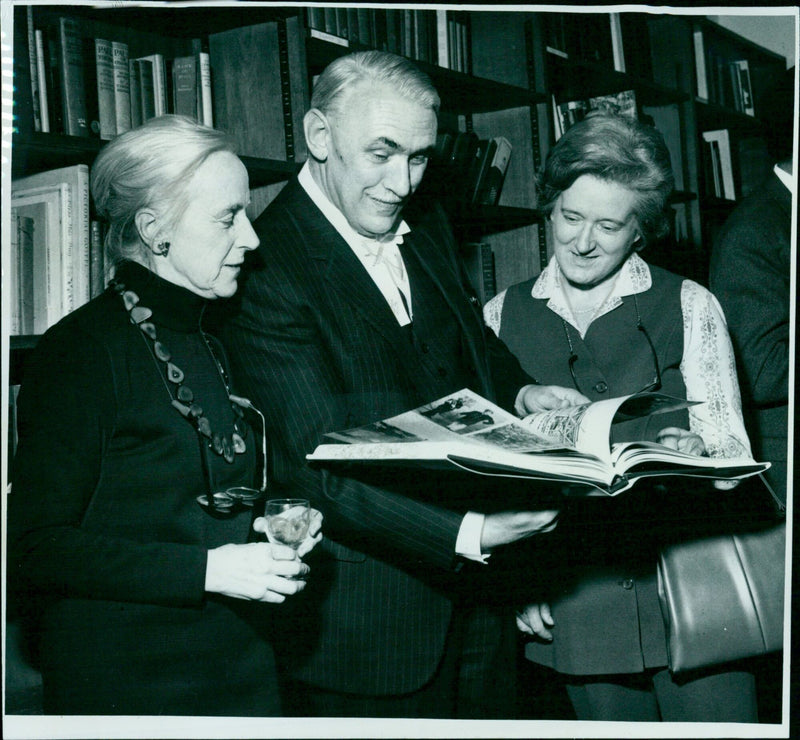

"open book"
[307,388,768,495]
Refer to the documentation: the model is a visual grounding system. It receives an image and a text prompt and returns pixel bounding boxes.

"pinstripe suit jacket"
[220,178,532,696]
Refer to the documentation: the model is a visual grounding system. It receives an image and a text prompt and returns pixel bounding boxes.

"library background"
[5,3,796,718]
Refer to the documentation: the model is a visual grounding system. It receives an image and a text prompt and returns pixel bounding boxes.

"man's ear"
[134,208,160,247]
[304,108,331,162]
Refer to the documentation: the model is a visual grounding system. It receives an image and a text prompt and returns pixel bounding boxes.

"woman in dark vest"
[8,115,321,716]
[484,112,758,722]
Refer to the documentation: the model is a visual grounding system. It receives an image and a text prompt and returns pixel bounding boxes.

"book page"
[521,392,698,462]
[325,388,567,453]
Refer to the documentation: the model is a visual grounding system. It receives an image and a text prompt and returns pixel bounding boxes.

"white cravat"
[298,163,413,325]
[352,234,413,326]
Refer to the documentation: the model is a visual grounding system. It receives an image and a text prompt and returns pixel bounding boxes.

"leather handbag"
[657,519,785,674]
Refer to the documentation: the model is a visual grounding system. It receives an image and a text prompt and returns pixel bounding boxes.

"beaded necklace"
[113,280,247,464]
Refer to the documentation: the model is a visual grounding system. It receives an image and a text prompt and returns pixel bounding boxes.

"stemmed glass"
[264,498,311,550]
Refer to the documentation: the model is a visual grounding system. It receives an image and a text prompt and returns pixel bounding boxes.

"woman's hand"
[656,426,706,456]
[205,542,309,603]
[516,602,555,641]
[656,427,740,490]
[253,508,324,558]
[519,384,590,414]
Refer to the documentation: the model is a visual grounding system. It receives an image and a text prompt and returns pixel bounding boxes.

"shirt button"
[594,381,609,393]
[437,367,448,377]
[621,579,634,590]
[469,295,479,305]
[420,343,430,354]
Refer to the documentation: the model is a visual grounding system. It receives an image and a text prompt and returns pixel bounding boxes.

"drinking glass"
[264,498,311,550]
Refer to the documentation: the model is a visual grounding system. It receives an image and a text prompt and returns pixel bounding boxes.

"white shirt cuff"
[456,511,490,564]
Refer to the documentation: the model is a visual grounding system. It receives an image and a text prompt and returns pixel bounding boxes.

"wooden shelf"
[9,336,39,387]
[11,133,297,188]
[693,99,766,136]
[449,205,543,237]
[546,53,688,108]
[306,35,546,114]
[30,5,296,38]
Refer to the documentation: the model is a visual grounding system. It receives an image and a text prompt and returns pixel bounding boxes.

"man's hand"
[481,509,560,550]
[516,602,554,641]
[518,384,590,415]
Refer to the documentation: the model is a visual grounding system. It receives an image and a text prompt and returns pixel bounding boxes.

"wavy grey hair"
[538,111,675,246]
[90,115,236,270]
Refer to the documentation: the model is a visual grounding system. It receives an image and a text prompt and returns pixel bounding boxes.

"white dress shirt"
[298,163,489,563]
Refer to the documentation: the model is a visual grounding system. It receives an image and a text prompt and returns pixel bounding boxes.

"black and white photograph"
[1,2,796,739]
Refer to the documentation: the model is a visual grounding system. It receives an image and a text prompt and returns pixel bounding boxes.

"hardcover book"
[307,388,768,496]
[93,38,116,139]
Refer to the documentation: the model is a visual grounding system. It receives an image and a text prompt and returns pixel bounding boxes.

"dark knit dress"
[9,261,280,716]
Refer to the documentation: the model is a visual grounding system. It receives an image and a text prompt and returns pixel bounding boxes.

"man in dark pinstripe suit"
[220,50,587,719]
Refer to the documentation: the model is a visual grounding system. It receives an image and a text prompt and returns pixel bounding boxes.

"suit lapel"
[402,225,491,389]
[280,180,411,347]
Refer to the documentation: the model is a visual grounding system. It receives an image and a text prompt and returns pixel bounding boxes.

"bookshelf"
[8,5,788,380]
[648,14,786,283]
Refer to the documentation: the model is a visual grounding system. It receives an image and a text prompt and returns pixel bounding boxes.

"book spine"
[468,138,496,204]
[609,13,626,73]
[45,25,64,134]
[34,29,50,132]
[90,220,105,298]
[74,165,91,309]
[172,55,197,119]
[736,60,755,116]
[137,59,156,123]
[57,16,89,137]
[285,14,310,162]
[151,55,167,116]
[435,9,449,68]
[26,6,42,131]
[94,39,116,139]
[81,38,100,137]
[481,243,497,302]
[693,30,708,100]
[111,41,131,133]
[476,137,512,206]
[17,214,35,335]
[10,209,21,335]
[128,58,142,128]
[59,182,75,318]
[197,52,213,126]
[729,62,743,113]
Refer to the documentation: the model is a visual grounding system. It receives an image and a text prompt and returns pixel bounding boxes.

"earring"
[152,241,170,256]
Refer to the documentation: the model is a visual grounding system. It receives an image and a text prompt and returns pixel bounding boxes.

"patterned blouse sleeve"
[680,279,752,459]
[482,289,507,336]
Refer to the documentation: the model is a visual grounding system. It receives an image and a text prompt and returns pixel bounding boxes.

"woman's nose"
[574,224,595,254]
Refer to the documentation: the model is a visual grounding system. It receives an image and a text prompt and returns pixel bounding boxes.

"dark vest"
[499,263,689,442]
[401,243,477,399]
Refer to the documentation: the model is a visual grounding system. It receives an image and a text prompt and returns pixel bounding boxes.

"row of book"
[9,165,105,336]
[305,7,471,73]
[16,8,212,139]
[701,128,772,202]
[543,12,648,76]
[552,89,638,140]
[425,131,513,208]
[694,31,755,116]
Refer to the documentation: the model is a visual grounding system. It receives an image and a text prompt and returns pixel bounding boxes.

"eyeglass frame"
[562,293,662,397]
[197,396,269,517]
